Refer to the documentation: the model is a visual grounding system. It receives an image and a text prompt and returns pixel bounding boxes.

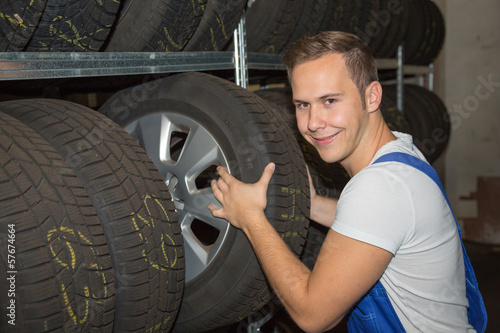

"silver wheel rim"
[124,112,231,283]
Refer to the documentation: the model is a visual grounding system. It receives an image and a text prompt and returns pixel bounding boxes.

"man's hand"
[208,162,275,230]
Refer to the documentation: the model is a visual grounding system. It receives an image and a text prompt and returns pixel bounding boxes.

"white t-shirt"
[332,132,475,332]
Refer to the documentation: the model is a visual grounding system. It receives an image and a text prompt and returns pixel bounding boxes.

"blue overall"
[346,152,488,333]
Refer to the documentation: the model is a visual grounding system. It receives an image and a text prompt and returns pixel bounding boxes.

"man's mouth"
[311,131,341,146]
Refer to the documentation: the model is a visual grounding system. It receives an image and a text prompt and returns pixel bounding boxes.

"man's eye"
[325,99,335,105]
[297,103,309,109]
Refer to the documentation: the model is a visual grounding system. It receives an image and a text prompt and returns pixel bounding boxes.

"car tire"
[103,0,206,52]
[24,0,121,51]
[99,72,310,332]
[0,111,114,332]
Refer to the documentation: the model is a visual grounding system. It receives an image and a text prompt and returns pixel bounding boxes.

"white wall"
[437,0,500,241]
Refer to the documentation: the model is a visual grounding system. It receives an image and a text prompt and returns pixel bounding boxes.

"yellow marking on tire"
[210,28,217,50]
[62,283,90,326]
[145,316,172,333]
[130,195,178,270]
[46,16,104,51]
[265,45,276,54]
[47,225,111,322]
[162,233,177,268]
[47,226,86,271]
[217,17,228,41]
[161,27,182,51]
[281,231,301,239]
[280,187,297,221]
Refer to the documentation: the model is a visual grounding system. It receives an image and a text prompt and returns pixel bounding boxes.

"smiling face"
[292,53,372,169]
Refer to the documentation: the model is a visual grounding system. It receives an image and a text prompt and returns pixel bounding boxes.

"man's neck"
[341,115,397,177]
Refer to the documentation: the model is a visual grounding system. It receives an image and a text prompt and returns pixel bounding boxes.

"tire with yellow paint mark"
[0,111,115,332]
[182,0,246,51]
[103,0,207,52]
[0,0,47,50]
[24,0,121,51]
[281,0,329,52]
[0,99,185,333]
[98,72,310,332]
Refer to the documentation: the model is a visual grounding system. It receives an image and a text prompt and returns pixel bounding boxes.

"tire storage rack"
[0,1,447,332]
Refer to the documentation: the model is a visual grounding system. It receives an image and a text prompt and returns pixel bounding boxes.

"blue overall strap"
[347,280,406,332]
[373,152,488,333]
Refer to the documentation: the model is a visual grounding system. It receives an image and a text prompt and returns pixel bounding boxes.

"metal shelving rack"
[0,17,432,92]
[0,17,282,85]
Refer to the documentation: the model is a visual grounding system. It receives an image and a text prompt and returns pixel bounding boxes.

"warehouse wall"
[437,0,500,243]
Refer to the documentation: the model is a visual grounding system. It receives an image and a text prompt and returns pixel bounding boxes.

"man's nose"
[308,106,326,131]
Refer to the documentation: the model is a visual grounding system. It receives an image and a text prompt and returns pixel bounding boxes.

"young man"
[208,31,481,332]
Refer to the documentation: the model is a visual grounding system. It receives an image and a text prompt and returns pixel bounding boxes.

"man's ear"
[365,81,383,113]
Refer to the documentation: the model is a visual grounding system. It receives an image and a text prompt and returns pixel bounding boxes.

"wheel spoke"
[172,125,222,181]
[125,114,181,177]
[180,211,211,282]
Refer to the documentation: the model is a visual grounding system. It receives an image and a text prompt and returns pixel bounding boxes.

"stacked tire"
[245,0,445,66]
[381,84,451,163]
[0,0,247,52]
[1,0,445,64]
[0,99,185,332]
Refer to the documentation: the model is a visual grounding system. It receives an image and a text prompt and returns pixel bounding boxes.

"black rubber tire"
[320,0,386,54]
[369,0,401,58]
[0,111,114,332]
[402,0,426,64]
[403,0,445,65]
[300,224,329,271]
[406,85,450,161]
[98,72,310,332]
[375,0,410,58]
[1,99,185,333]
[282,0,329,51]
[103,0,206,52]
[382,84,450,163]
[183,0,246,51]
[320,0,359,33]
[24,0,121,51]
[419,0,445,65]
[0,0,47,50]
[379,86,412,134]
[408,0,433,65]
[245,0,305,54]
[318,0,345,32]
[358,0,384,55]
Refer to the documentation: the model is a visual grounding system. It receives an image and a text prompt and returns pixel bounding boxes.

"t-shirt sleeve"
[332,167,415,254]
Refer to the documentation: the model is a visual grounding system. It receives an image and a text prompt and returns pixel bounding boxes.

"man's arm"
[310,195,338,228]
[209,164,393,332]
